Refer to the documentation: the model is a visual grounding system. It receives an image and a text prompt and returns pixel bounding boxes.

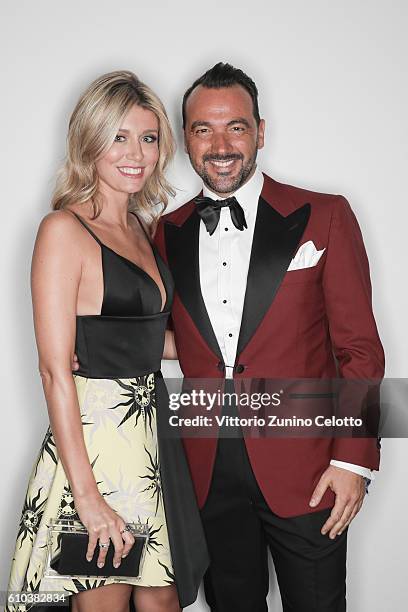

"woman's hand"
[71,353,79,371]
[74,491,135,569]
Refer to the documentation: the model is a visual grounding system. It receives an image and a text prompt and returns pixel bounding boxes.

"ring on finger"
[99,541,110,549]
[120,524,132,534]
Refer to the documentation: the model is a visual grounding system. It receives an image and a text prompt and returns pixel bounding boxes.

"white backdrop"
[1,1,407,610]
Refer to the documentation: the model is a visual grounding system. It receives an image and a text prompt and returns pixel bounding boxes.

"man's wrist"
[329,459,374,480]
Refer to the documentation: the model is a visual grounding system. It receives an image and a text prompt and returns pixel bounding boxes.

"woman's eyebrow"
[117,127,159,133]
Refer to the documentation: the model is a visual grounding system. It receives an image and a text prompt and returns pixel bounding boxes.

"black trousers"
[200,431,347,611]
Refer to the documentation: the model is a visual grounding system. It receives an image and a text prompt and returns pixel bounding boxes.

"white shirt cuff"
[330,460,374,480]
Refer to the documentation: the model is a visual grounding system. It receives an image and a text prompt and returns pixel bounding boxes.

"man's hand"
[72,353,79,371]
[309,465,366,539]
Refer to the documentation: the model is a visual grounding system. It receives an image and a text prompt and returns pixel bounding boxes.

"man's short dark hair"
[182,62,261,128]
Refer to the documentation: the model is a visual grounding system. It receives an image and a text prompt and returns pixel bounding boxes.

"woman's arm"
[32,212,133,567]
[163,329,178,360]
[32,213,97,496]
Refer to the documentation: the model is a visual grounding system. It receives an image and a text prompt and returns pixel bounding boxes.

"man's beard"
[188,148,258,194]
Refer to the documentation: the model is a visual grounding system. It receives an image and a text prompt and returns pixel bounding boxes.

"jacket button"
[235,364,245,373]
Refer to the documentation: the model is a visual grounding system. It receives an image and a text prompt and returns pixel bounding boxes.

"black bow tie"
[195,195,247,236]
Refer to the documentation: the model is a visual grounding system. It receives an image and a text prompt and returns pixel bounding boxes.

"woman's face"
[95,104,159,197]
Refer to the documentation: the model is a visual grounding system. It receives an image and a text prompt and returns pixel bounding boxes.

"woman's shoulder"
[37,209,83,240]
[34,209,88,260]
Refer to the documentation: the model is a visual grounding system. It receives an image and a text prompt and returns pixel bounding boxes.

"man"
[154,63,384,611]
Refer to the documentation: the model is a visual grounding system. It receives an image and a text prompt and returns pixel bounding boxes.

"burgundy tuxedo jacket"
[154,173,384,517]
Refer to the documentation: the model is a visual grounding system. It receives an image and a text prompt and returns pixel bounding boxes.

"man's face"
[184,85,265,196]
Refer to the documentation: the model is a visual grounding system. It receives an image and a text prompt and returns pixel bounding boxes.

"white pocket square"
[287,240,325,271]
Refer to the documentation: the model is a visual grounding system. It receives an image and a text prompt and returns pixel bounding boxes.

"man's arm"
[309,195,384,537]
[323,195,384,463]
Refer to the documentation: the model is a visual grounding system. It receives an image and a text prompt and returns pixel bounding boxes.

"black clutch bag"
[45,519,148,579]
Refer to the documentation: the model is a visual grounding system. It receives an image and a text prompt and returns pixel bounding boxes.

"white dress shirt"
[198,166,373,480]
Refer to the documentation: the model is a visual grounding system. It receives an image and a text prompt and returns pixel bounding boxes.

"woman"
[6,71,208,612]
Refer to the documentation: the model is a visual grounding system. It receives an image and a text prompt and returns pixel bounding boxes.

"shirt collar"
[202,166,264,214]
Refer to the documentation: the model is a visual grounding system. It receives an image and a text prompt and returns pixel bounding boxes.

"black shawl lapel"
[164,211,223,361]
[236,197,311,358]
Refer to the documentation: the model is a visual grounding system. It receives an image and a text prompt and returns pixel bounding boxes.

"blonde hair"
[52,70,175,225]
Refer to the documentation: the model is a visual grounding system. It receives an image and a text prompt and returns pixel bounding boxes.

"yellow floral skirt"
[6,374,174,611]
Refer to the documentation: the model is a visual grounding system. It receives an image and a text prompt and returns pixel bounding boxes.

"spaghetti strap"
[130,211,152,243]
[71,212,103,245]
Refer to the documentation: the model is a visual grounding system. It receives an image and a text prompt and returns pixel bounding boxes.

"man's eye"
[114,134,126,142]
[195,128,210,135]
[231,126,245,132]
